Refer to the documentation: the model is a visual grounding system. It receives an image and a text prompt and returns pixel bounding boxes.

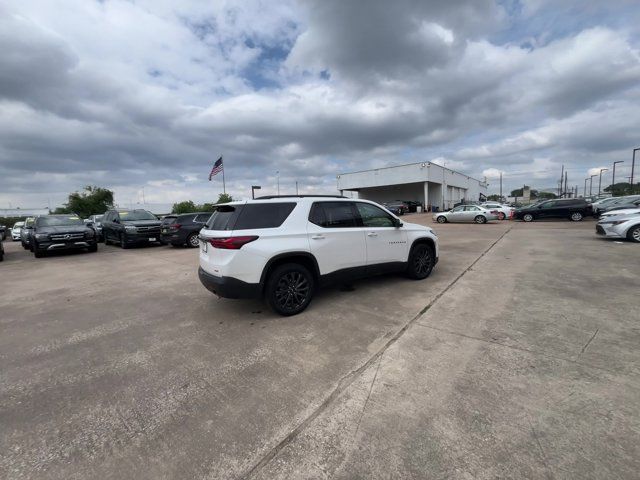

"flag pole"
[222,156,226,194]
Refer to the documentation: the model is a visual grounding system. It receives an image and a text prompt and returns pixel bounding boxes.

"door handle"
[367,232,378,237]
[311,234,325,240]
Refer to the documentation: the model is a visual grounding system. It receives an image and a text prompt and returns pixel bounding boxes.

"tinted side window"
[309,202,357,228]
[356,203,394,227]
[540,201,556,208]
[233,203,296,230]
[194,214,212,223]
[177,214,196,224]
[207,205,242,231]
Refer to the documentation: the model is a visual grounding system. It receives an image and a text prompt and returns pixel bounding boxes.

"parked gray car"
[596,212,640,243]
[433,205,499,224]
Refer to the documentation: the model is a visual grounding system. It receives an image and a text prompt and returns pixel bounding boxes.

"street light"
[611,161,623,196]
[251,185,261,199]
[583,178,588,198]
[598,168,608,196]
[632,148,639,191]
[589,174,597,196]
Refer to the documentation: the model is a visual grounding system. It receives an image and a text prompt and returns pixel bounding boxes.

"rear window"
[234,203,295,230]
[205,203,295,230]
[162,216,178,225]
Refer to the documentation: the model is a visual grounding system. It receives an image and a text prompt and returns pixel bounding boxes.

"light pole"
[276,171,280,195]
[251,185,261,199]
[598,168,608,196]
[632,148,639,192]
[583,178,588,198]
[589,174,597,196]
[611,161,623,196]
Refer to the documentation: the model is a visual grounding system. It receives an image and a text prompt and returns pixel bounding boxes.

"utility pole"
[559,164,564,197]
[499,171,503,200]
[584,178,588,198]
[611,161,623,196]
[598,168,608,196]
[295,181,299,195]
[276,171,280,195]
[564,171,568,198]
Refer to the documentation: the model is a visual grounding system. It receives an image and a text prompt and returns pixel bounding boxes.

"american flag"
[208,156,223,180]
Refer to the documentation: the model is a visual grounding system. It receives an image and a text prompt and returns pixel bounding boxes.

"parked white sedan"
[433,205,500,224]
[599,207,640,218]
[480,202,514,220]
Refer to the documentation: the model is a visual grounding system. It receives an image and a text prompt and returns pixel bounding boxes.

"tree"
[217,193,233,204]
[52,206,72,214]
[604,182,640,196]
[487,194,502,201]
[537,191,557,199]
[510,188,540,198]
[171,200,197,214]
[61,186,114,218]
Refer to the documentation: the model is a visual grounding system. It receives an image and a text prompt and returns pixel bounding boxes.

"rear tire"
[436,216,447,224]
[475,215,487,224]
[498,212,506,220]
[187,232,199,248]
[266,263,314,316]
[627,225,640,243]
[407,243,435,280]
[523,213,534,222]
[570,212,583,222]
[104,231,111,245]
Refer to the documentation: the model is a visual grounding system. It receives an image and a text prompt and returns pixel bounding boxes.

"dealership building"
[337,161,488,211]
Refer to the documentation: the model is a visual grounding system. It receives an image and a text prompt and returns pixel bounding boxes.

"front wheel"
[627,225,640,243]
[523,213,534,222]
[88,243,98,253]
[498,212,506,220]
[407,243,435,280]
[570,212,583,222]
[33,243,44,258]
[120,233,130,249]
[266,263,314,316]
[436,216,447,224]
[474,215,487,224]
[187,232,199,248]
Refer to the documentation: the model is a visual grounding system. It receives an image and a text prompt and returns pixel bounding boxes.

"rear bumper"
[198,267,261,299]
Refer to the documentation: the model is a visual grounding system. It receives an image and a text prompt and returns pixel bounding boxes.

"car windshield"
[14,222,24,227]
[119,210,157,221]
[38,216,84,226]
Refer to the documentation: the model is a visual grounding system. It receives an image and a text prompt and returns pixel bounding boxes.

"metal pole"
[611,161,623,196]
[296,181,299,195]
[584,178,588,198]
[598,168,608,196]
[590,175,596,196]
[632,148,639,192]
[221,156,226,194]
[559,165,564,197]
[276,171,280,195]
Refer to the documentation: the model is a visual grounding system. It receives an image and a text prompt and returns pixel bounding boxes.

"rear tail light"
[170,224,181,230]
[209,236,259,249]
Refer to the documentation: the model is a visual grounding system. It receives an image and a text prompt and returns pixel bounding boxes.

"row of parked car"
[6,209,216,258]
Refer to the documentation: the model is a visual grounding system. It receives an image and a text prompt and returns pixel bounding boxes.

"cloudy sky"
[1,0,639,210]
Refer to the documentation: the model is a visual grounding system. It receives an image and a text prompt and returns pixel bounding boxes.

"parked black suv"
[102,209,162,248]
[161,212,211,248]
[31,215,98,258]
[515,198,592,222]
[0,224,6,241]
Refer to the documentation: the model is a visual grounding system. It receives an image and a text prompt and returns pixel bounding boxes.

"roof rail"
[255,195,347,199]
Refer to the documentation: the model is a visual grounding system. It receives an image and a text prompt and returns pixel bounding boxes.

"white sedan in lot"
[599,207,640,219]
[596,213,640,242]
[11,221,24,241]
[433,205,500,224]
[480,203,514,220]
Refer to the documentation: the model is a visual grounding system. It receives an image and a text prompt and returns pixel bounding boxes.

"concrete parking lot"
[1,217,638,479]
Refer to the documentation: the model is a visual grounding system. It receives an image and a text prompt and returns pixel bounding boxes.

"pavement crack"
[353,355,383,439]
[580,328,599,355]
[240,226,513,480]
[528,418,554,480]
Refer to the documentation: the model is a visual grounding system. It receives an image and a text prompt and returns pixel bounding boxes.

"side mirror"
[393,217,403,228]
[86,222,94,227]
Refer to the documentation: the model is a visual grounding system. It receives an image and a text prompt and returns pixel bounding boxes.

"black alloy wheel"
[267,263,314,316]
[187,232,199,248]
[570,212,583,222]
[523,213,534,222]
[407,243,434,279]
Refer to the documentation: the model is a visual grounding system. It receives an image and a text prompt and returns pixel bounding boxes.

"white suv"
[198,196,439,316]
